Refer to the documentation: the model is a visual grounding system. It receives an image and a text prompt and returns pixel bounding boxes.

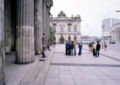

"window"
[68,26,71,32]
[68,35,71,41]
[74,25,77,32]
[53,23,57,32]
[74,35,77,41]
[60,26,64,32]
[68,23,72,32]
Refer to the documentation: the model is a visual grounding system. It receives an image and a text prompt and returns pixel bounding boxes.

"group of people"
[65,41,83,56]
[88,41,101,57]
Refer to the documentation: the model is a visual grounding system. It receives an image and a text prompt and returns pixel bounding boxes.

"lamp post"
[102,10,120,43]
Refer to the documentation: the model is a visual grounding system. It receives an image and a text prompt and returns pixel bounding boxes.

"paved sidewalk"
[44,44,120,85]
[5,47,54,85]
[83,44,120,60]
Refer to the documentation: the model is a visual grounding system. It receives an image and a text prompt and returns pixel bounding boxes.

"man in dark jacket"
[78,42,82,55]
[96,41,101,57]
[65,41,69,55]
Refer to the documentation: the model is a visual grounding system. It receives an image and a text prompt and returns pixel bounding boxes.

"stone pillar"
[0,0,5,84]
[34,0,43,55]
[5,0,12,53]
[42,0,47,34]
[16,0,34,64]
[46,8,50,38]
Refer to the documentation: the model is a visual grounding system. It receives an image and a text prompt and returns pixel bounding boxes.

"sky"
[50,0,120,37]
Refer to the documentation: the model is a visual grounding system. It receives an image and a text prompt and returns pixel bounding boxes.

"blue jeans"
[96,50,100,57]
[78,48,82,55]
[74,49,76,55]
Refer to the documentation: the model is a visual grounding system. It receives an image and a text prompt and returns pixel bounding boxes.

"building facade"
[0,0,53,84]
[111,24,120,43]
[102,18,120,42]
[50,11,81,43]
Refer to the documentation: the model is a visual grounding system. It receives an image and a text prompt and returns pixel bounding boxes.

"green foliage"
[49,27,56,44]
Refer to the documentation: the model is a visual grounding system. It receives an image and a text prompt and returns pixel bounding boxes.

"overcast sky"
[50,0,120,37]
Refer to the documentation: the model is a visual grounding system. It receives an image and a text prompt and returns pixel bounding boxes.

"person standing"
[92,42,96,56]
[42,33,46,58]
[104,42,107,51]
[65,41,69,55]
[78,42,82,55]
[96,41,101,57]
[47,38,50,51]
[71,41,74,55]
[74,41,77,55]
[88,42,92,52]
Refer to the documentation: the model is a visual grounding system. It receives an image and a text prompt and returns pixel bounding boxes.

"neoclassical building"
[0,0,53,84]
[50,11,81,43]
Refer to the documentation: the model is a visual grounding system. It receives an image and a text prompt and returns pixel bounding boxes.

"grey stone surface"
[42,0,47,34]
[0,0,5,85]
[34,0,43,54]
[16,0,35,64]
[4,0,12,53]
[44,44,120,85]
[5,47,54,85]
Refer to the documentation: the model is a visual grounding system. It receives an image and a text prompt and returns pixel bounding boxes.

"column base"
[15,58,35,64]
[35,51,41,55]
[0,73,6,85]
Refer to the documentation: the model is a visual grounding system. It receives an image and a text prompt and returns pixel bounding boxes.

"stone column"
[42,0,47,34]
[5,0,12,53]
[46,8,50,38]
[42,0,48,49]
[34,0,43,55]
[0,0,5,84]
[119,30,120,42]
[16,0,34,64]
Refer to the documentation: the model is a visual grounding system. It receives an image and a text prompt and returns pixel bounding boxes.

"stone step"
[18,49,53,85]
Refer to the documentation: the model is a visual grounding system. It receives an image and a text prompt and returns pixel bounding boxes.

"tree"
[49,27,56,45]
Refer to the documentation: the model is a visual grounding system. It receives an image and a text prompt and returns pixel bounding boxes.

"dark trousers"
[78,48,82,55]
[66,48,69,55]
[42,47,46,58]
[96,50,100,57]
[93,49,96,56]
[68,48,71,55]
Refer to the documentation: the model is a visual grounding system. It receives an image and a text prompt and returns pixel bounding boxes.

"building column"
[5,0,12,53]
[0,0,5,84]
[46,8,50,38]
[16,0,34,64]
[42,0,47,34]
[118,30,120,42]
[34,0,43,55]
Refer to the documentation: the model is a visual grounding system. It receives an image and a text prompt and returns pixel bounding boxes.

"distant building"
[102,18,120,42]
[111,23,120,43]
[81,36,98,44]
[50,11,81,43]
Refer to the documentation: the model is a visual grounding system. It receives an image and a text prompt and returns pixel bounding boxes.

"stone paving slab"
[44,44,120,85]
[5,47,54,85]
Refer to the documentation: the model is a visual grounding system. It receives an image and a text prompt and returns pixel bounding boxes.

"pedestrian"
[67,41,71,55]
[41,33,46,58]
[88,42,92,52]
[96,41,101,57]
[65,41,69,55]
[74,41,77,55]
[47,38,50,51]
[71,41,74,55]
[92,42,96,56]
[104,42,107,51]
[78,42,82,55]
